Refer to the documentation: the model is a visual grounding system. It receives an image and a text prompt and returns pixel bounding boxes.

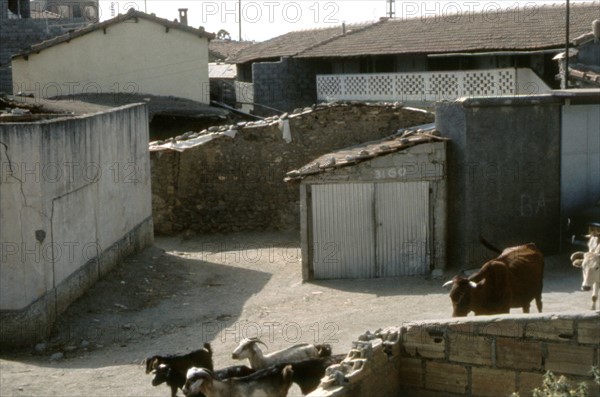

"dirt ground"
[0,232,593,397]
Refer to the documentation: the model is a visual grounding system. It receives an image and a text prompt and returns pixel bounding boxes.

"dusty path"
[0,232,592,397]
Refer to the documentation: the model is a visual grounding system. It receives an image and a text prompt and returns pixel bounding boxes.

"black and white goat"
[183,364,294,397]
[145,343,213,397]
[287,354,347,395]
[152,364,255,397]
[231,338,331,370]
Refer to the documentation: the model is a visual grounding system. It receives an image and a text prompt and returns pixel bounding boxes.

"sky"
[97,0,596,42]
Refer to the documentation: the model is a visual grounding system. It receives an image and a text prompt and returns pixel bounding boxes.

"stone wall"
[150,103,434,235]
[309,312,600,397]
[0,104,153,348]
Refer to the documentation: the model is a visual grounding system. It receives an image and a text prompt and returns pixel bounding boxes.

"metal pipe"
[565,0,570,89]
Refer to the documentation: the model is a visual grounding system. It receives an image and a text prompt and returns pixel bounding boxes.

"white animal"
[183,365,293,397]
[571,251,600,310]
[231,338,329,370]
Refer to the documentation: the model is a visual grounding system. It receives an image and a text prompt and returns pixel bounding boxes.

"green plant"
[510,367,599,397]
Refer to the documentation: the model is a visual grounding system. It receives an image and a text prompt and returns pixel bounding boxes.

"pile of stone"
[149,101,413,151]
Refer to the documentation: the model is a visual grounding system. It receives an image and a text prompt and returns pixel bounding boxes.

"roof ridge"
[295,19,386,57]
[13,10,215,59]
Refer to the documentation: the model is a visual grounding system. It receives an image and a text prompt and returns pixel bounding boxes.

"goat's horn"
[442,280,453,288]
[254,339,268,348]
[570,252,585,262]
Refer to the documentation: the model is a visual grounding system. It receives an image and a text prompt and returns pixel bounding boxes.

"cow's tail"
[479,235,502,254]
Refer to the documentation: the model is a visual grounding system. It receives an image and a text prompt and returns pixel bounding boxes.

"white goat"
[230,338,329,370]
[183,365,293,397]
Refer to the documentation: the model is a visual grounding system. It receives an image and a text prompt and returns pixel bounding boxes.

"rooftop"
[12,9,215,59]
[285,124,446,181]
[297,2,599,58]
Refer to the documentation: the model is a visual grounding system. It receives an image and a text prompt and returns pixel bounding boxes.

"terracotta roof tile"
[296,2,599,58]
[285,124,446,181]
[229,21,379,64]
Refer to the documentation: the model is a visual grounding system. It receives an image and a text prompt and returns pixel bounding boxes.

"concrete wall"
[11,18,210,103]
[309,312,600,397]
[435,96,562,269]
[0,104,153,348]
[252,57,329,115]
[150,103,434,235]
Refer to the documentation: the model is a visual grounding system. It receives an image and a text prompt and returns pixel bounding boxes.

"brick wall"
[150,103,434,235]
[310,313,600,397]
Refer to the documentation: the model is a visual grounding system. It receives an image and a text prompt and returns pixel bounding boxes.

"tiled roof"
[209,39,255,61]
[296,2,599,58]
[229,21,379,64]
[13,9,215,59]
[285,124,446,181]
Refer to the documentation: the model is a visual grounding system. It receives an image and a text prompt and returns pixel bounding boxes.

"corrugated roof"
[13,9,215,59]
[229,21,380,64]
[294,2,599,58]
[285,124,447,181]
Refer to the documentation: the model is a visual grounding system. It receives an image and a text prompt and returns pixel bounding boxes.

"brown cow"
[443,242,544,317]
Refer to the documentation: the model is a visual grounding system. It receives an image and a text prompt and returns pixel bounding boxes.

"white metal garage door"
[561,104,600,214]
[311,181,429,279]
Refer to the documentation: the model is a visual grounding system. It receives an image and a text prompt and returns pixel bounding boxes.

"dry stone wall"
[150,102,434,235]
[309,312,600,397]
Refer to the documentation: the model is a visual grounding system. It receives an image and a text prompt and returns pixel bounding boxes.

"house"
[11,9,215,104]
[208,39,254,106]
[228,22,375,114]
[0,0,96,94]
[286,127,447,280]
[229,2,599,113]
[555,19,600,88]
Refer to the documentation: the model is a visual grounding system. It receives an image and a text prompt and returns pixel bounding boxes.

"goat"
[152,364,255,397]
[287,354,347,395]
[145,343,213,397]
[231,337,331,370]
[183,365,294,397]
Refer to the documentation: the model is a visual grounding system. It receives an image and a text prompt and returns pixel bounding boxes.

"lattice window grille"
[497,71,515,95]
[463,72,498,97]
[345,75,369,96]
[317,76,342,97]
[368,75,395,97]
[397,75,425,96]
[429,74,459,100]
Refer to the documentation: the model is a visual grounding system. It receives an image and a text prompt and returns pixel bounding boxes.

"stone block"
[545,343,595,376]
[449,334,493,365]
[524,318,574,341]
[401,325,446,359]
[518,372,545,397]
[577,317,600,345]
[424,362,468,394]
[471,367,517,397]
[477,319,523,339]
[398,357,423,389]
[496,338,543,371]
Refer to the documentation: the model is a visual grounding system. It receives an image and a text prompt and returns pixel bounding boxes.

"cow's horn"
[469,281,478,288]
[442,280,453,288]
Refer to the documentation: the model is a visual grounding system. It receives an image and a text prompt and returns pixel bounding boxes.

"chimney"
[178,8,188,26]
[341,22,346,35]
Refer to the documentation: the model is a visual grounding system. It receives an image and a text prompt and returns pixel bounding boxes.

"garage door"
[311,181,430,279]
